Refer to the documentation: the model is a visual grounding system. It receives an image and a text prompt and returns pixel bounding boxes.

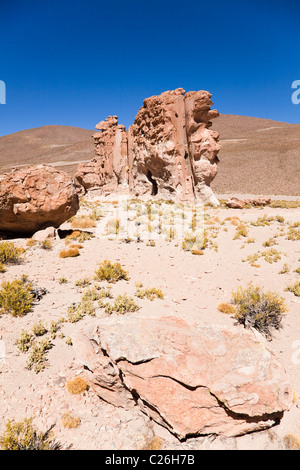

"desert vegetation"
[1,194,300,450]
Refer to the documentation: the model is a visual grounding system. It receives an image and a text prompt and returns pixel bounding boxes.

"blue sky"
[0,0,299,137]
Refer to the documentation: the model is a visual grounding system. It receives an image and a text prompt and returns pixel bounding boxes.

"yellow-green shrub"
[0,417,62,450]
[0,241,24,264]
[0,278,33,317]
[232,284,287,340]
[95,260,129,283]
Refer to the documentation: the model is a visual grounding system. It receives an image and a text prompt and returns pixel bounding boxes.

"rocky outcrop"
[226,196,272,209]
[73,315,292,439]
[76,116,128,193]
[0,165,79,234]
[75,88,221,205]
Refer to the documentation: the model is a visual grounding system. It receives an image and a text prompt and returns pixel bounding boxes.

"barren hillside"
[0,125,94,173]
[212,115,300,196]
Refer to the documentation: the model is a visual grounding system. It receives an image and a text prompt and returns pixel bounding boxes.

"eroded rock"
[75,88,221,205]
[0,165,79,234]
[73,315,292,439]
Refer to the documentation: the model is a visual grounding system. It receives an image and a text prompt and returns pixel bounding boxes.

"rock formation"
[226,196,272,209]
[76,88,221,205]
[0,165,79,234]
[73,315,292,439]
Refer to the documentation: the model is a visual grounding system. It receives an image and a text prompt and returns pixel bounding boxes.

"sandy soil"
[1,195,300,450]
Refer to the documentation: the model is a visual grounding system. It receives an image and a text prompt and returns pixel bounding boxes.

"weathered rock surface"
[73,315,292,439]
[76,116,128,194]
[75,88,221,205]
[0,165,79,234]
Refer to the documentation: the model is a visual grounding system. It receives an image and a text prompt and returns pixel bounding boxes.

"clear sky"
[0,0,299,137]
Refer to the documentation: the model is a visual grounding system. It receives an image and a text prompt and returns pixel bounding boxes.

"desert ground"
[0,193,300,450]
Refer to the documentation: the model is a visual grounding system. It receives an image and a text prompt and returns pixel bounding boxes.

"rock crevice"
[73,316,292,439]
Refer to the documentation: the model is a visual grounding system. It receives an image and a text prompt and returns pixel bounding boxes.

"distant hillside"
[0,125,95,173]
[212,115,300,196]
[0,117,299,196]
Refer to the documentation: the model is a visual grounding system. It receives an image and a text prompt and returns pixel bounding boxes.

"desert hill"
[0,116,299,196]
[0,125,95,174]
[212,115,300,196]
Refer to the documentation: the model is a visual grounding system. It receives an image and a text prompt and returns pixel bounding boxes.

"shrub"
[233,223,249,239]
[0,417,63,450]
[95,260,129,283]
[67,304,84,323]
[26,238,37,247]
[250,215,273,227]
[279,263,290,274]
[104,294,140,315]
[232,284,287,340]
[262,237,278,247]
[61,412,81,429]
[0,278,33,317]
[66,376,88,394]
[261,248,282,264]
[136,287,164,301]
[243,252,260,264]
[76,300,96,317]
[287,226,300,241]
[16,329,33,353]
[285,281,300,297]
[49,320,61,338]
[0,241,24,264]
[59,247,80,258]
[75,277,91,288]
[81,286,102,302]
[39,239,52,250]
[105,218,120,235]
[26,337,53,373]
[182,232,208,252]
[69,231,94,243]
[31,320,48,337]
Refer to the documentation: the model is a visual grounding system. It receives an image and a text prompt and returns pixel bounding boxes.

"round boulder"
[0,165,79,235]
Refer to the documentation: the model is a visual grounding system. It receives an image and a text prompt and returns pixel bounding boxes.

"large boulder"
[0,165,79,234]
[75,88,221,205]
[73,315,293,439]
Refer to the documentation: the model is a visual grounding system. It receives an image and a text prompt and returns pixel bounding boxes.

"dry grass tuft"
[59,247,80,258]
[61,412,81,429]
[218,302,236,314]
[66,376,89,394]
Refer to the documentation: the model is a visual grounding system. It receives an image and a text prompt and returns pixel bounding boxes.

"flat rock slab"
[73,315,293,439]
